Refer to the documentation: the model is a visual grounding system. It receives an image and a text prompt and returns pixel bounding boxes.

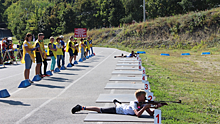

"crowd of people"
[1,33,94,83]
[0,37,16,64]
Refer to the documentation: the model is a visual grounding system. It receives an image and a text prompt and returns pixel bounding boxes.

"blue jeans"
[25,54,32,69]
[57,55,64,67]
[81,48,84,59]
[90,47,93,54]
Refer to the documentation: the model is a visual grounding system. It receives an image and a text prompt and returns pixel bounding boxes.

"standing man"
[88,36,93,55]
[66,36,76,66]
[59,35,66,68]
[73,38,79,64]
[79,38,85,62]
[34,33,48,78]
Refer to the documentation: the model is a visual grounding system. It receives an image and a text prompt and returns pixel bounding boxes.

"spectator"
[21,33,37,83]
[47,36,57,72]
[55,37,64,69]
[59,35,66,69]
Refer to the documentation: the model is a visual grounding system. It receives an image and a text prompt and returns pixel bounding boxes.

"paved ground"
[0,47,147,124]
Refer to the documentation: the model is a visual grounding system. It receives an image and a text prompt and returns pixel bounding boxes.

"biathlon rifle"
[136,99,181,108]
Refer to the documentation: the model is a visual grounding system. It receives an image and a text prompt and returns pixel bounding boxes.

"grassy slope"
[88,7,220,50]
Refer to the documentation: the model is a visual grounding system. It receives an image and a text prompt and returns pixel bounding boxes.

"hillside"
[86,7,220,50]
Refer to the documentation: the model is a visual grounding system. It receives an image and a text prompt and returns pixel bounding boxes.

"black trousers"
[40,59,48,75]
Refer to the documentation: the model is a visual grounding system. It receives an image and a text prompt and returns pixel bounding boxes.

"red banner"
[74,28,87,38]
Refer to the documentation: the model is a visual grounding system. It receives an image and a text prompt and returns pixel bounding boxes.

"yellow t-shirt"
[21,41,35,63]
[55,42,63,55]
[47,42,57,59]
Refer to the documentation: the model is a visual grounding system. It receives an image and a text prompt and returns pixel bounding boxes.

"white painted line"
[16,50,116,124]
[10,89,22,95]
[0,72,23,81]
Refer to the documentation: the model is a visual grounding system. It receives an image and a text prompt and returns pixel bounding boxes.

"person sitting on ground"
[114,51,137,58]
[71,89,162,117]
[55,37,64,69]
[47,36,57,72]
[66,36,76,66]
[2,38,7,61]
[8,40,15,61]
[17,40,23,60]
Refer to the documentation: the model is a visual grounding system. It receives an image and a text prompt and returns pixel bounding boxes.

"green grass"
[98,44,220,123]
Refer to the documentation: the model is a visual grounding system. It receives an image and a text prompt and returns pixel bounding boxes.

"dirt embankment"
[89,8,220,49]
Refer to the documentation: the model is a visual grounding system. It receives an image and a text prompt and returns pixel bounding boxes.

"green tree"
[121,0,143,23]
[108,0,125,27]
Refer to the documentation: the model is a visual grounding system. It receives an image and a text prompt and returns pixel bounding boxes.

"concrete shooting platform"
[118,61,139,63]
[105,83,144,90]
[109,76,142,81]
[112,70,142,75]
[120,58,137,61]
[96,94,136,103]
[115,67,139,70]
[116,64,139,66]
[84,112,154,123]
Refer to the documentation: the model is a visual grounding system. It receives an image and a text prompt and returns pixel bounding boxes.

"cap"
[59,35,64,38]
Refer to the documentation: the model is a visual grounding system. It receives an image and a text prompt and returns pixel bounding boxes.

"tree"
[121,0,143,23]
[108,0,125,27]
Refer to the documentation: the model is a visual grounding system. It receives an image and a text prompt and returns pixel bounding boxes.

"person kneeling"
[71,89,161,117]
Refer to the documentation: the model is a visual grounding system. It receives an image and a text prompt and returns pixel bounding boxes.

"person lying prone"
[71,89,162,117]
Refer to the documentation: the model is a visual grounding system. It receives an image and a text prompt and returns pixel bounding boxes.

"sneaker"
[28,79,34,83]
[71,63,74,66]
[113,99,122,105]
[39,74,44,78]
[71,104,82,114]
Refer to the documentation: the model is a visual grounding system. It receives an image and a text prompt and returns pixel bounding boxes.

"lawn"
[104,44,220,123]
[141,49,220,124]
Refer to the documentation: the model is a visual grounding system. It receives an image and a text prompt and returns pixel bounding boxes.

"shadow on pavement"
[0,67,7,69]
[43,77,69,82]
[0,99,30,106]
[75,65,91,68]
[74,112,89,114]
[67,68,85,71]
[58,73,77,76]
[32,84,65,89]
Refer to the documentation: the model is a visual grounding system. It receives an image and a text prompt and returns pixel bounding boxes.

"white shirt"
[116,100,143,115]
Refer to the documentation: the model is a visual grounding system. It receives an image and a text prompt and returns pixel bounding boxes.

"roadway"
[0,47,145,124]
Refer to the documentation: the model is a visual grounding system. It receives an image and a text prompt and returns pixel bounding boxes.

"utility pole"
[143,0,146,22]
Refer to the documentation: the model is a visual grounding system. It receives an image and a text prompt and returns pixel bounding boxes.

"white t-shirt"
[24,41,31,54]
[116,100,144,115]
